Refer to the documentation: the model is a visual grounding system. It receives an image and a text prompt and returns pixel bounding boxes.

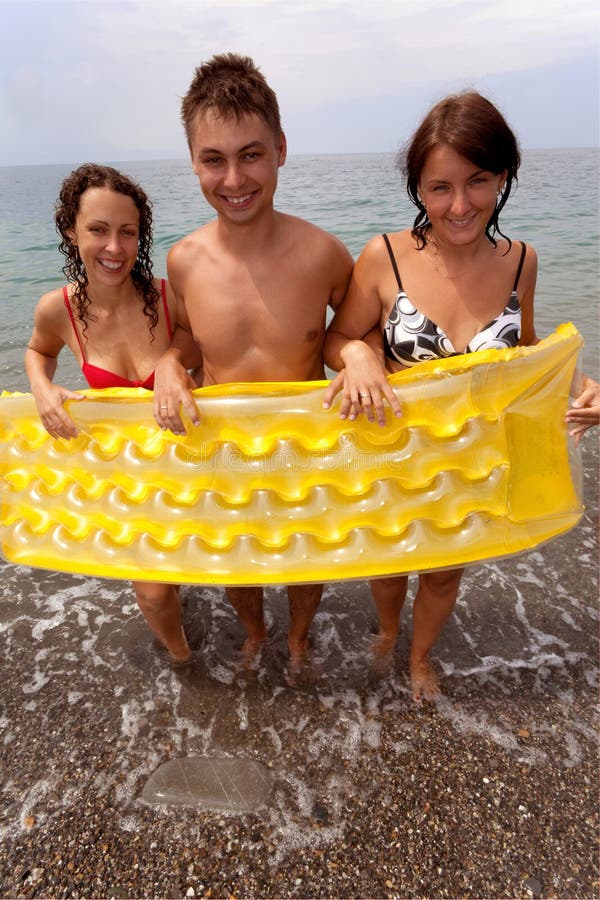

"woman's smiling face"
[418,144,506,247]
[69,187,140,285]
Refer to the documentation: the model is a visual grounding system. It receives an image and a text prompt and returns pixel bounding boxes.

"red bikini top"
[62,280,172,390]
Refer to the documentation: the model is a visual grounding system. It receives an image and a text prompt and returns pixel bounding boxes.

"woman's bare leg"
[410,568,463,701]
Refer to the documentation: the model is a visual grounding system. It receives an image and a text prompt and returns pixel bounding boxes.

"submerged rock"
[140,756,271,812]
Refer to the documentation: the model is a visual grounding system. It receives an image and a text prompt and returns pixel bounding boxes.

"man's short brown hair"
[181,53,282,147]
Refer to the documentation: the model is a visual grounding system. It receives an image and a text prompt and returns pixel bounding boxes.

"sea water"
[0,153,598,869]
[0,150,598,389]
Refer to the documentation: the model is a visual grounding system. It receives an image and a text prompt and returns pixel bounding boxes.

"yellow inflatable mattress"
[0,324,584,584]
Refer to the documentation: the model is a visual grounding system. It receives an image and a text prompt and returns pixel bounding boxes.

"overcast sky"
[1,0,598,166]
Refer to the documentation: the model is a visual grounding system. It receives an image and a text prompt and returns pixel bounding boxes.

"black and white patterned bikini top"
[382,234,526,366]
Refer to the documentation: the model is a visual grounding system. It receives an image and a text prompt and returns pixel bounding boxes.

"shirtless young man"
[153,53,353,662]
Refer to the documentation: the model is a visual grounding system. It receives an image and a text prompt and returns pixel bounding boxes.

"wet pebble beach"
[0,440,598,900]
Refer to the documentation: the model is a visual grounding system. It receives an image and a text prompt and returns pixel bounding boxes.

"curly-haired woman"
[25,163,199,665]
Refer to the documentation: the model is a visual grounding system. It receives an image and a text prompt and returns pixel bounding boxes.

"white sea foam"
[562,731,584,767]
[435,698,548,766]
[261,725,283,755]
[21,668,50,694]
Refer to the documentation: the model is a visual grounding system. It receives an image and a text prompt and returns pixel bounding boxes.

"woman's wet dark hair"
[55,163,159,334]
[400,91,521,250]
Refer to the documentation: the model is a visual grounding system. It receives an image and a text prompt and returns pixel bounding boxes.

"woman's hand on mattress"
[566,376,600,447]
[153,354,200,435]
[31,381,83,440]
[322,341,402,426]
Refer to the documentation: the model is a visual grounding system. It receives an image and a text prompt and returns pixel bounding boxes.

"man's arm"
[327,235,354,312]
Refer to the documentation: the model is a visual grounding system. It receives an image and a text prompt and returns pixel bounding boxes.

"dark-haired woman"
[323,92,599,701]
[25,163,200,665]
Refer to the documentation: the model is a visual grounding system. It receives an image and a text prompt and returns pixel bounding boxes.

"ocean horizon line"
[1,145,599,171]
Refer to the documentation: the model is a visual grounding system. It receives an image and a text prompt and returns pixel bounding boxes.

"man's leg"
[287,583,323,660]
[226,586,268,655]
[370,575,410,652]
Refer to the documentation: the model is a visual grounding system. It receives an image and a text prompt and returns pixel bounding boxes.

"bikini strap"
[512,241,527,292]
[62,286,87,361]
[382,233,403,291]
[160,279,173,340]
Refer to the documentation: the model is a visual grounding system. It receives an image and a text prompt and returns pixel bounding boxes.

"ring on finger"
[160,405,168,409]
[360,393,370,399]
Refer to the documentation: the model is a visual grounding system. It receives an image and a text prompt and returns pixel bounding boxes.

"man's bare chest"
[185,273,327,344]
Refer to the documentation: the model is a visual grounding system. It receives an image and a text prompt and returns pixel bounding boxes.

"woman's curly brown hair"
[55,163,160,336]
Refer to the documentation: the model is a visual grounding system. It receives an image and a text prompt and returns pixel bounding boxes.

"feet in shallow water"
[369,629,398,676]
[372,627,398,654]
[234,634,267,674]
[285,652,321,687]
[242,628,268,658]
[410,656,441,702]
[168,651,194,670]
[150,640,194,670]
[285,637,322,686]
[166,624,193,666]
[288,634,310,663]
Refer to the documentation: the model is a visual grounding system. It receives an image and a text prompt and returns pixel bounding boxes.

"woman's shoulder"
[153,276,176,302]
[360,229,410,255]
[31,286,72,342]
[153,276,178,320]
[38,284,67,301]
[499,239,538,287]
[357,229,414,269]
[518,240,537,266]
[498,237,537,262]
[35,285,69,317]
[152,276,175,310]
